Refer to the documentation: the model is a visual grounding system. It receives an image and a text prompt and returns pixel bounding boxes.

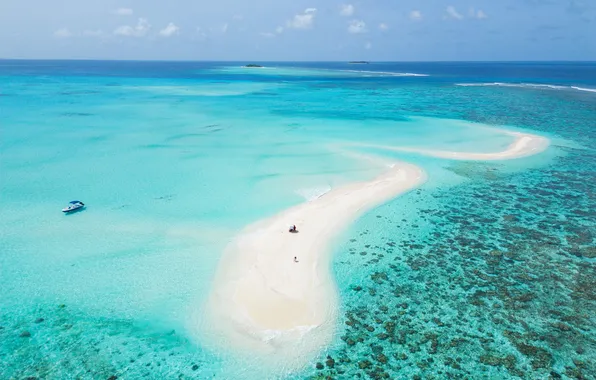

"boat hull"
[62,205,85,213]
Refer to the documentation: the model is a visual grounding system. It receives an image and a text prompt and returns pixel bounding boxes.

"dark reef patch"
[305,149,596,379]
[0,305,214,379]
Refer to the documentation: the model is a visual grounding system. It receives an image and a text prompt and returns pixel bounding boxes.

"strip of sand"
[204,161,425,366]
[202,128,550,370]
[353,131,550,161]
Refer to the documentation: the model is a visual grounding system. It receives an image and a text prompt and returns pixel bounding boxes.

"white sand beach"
[203,129,550,370]
[204,161,425,366]
[355,131,550,161]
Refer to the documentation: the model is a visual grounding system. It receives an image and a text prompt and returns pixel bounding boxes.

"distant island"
[244,64,263,68]
[348,61,370,64]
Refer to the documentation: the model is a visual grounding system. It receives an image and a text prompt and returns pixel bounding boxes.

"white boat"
[62,200,85,213]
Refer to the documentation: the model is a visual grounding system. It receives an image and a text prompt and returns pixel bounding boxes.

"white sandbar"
[356,131,550,161]
[202,128,550,370]
[205,161,425,366]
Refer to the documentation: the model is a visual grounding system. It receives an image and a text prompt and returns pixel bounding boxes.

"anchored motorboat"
[62,200,85,213]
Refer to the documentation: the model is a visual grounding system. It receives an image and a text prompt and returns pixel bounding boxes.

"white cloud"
[340,4,354,17]
[446,6,464,20]
[114,8,133,16]
[410,10,422,21]
[261,25,283,37]
[207,23,229,34]
[379,23,389,31]
[348,20,367,34]
[468,8,488,19]
[53,28,72,38]
[83,30,104,37]
[365,41,372,49]
[287,8,317,29]
[114,18,151,37]
[159,23,180,37]
[194,27,208,40]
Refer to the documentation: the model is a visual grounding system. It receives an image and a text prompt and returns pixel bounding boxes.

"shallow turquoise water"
[1,61,595,379]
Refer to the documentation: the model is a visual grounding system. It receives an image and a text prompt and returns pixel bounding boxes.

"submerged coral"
[303,149,596,379]
[0,305,215,379]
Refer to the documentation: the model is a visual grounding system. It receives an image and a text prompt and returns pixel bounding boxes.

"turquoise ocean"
[1,61,595,379]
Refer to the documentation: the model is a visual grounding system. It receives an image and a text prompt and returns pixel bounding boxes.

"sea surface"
[1,60,595,379]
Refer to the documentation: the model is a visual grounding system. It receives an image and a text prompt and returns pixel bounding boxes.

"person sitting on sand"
[289,225,297,233]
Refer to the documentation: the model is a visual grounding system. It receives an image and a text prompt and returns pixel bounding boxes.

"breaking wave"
[337,69,429,77]
[456,82,596,93]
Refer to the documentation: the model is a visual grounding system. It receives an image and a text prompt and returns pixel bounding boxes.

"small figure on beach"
[294,256,299,263]
[289,225,298,233]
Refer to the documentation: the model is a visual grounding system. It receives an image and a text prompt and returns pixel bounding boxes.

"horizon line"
[1,58,596,64]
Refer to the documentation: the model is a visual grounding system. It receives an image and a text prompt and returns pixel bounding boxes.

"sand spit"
[204,162,425,368]
[356,131,550,161]
[202,128,550,371]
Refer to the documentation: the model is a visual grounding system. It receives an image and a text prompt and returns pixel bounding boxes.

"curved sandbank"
[353,131,550,161]
[202,127,550,371]
[204,161,426,367]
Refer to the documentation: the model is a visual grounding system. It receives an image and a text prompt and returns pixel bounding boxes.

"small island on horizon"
[348,61,370,64]
[244,64,263,68]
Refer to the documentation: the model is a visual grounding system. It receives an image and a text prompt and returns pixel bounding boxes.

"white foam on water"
[336,69,429,77]
[456,82,596,93]
[215,66,429,78]
[571,86,596,93]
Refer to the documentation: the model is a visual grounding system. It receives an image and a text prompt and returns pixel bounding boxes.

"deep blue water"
[2,60,596,83]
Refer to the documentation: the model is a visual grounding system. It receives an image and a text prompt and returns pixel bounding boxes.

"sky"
[0,0,595,61]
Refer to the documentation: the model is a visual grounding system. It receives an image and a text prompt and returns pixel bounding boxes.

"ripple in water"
[295,186,332,202]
